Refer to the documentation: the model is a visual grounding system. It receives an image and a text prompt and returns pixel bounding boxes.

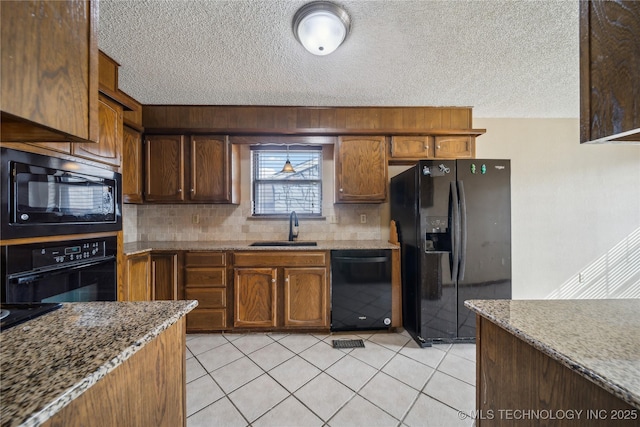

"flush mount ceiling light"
[293,1,351,56]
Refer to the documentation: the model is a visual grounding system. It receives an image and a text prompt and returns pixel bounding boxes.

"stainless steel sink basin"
[249,241,318,247]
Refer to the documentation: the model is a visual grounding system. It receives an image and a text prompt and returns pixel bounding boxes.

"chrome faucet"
[288,211,299,241]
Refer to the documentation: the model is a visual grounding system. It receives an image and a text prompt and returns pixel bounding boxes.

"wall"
[474,118,639,299]
[125,118,640,300]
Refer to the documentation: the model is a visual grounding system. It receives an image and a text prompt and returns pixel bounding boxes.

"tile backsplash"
[124,202,384,242]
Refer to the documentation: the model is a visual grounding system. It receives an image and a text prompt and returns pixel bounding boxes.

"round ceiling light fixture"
[293,1,351,56]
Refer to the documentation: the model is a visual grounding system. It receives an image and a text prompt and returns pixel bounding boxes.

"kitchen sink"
[249,241,318,247]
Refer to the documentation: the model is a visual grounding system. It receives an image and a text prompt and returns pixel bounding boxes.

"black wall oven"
[1,148,122,239]
[1,236,117,304]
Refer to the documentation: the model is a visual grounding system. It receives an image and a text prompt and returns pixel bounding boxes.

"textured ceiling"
[98,0,579,118]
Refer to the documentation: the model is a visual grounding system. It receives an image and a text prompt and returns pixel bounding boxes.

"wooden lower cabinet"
[123,251,180,302]
[283,267,328,328]
[233,251,330,331]
[184,251,229,332]
[151,252,180,300]
[43,319,186,427]
[124,252,151,301]
[234,268,278,328]
[476,317,638,427]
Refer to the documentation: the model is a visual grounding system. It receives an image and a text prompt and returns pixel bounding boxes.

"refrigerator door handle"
[458,180,467,281]
[449,181,460,281]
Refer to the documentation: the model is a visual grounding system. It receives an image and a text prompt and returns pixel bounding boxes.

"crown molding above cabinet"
[142,105,485,138]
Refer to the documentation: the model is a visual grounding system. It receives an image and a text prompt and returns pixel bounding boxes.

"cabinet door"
[126,252,150,301]
[151,253,178,300]
[434,136,474,158]
[283,267,329,328]
[145,135,185,202]
[234,268,278,328]
[190,135,231,202]
[390,136,433,160]
[580,2,640,143]
[335,136,387,203]
[0,0,99,143]
[123,126,143,203]
[73,95,122,167]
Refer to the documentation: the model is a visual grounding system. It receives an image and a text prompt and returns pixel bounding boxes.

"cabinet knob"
[177,189,182,193]
[272,279,276,283]
[191,188,194,193]
[339,188,343,192]
[424,145,429,150]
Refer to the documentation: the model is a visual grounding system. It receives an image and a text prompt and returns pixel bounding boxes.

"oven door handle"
[10,258,115,284]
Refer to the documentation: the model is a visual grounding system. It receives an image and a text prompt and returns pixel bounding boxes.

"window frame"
[250,145,323,217]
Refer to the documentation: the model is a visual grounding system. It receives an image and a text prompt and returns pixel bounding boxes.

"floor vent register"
[332,339,365,349]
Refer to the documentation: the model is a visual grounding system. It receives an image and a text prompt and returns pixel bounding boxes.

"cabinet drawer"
[234,251,327,267]
[185,252,226,267]
[186,309,227,331]
[186,288,226,308]
[185,267,226,287]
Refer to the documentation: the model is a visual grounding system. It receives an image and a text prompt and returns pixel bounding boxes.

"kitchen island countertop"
[0,300,197,427]
[465,299,640,410]
[123,239,399,255]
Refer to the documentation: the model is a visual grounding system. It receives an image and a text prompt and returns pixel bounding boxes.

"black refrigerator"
[390,159,511,347]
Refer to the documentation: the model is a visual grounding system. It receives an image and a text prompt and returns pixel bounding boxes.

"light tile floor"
[186,330,476,427]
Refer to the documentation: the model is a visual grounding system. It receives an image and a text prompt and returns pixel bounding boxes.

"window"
[251,146,322,216]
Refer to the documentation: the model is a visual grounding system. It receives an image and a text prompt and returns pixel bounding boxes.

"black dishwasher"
[331,249,392,331]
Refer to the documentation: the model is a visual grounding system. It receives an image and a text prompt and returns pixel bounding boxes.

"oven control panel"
[32,241,106,268]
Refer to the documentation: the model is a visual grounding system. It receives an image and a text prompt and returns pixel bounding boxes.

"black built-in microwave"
[1,148,122,239]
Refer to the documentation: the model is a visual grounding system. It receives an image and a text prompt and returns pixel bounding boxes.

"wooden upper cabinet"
[143,134,239,204]
[390,136,433,161]
[580,1,640,144]
[144,135,186,202]
[335,136,388,203]
[190,135,231,202]
[434,136,474,158]
[123,126,143,203]
[72,95,123,167]
[0,0,99,143]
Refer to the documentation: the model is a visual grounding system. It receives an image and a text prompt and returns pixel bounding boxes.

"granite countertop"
[123,240,399,255]
[0,300,197,427]
[465,299,640,410]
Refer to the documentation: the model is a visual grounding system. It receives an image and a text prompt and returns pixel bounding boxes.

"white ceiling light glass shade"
[293,1,351,56]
